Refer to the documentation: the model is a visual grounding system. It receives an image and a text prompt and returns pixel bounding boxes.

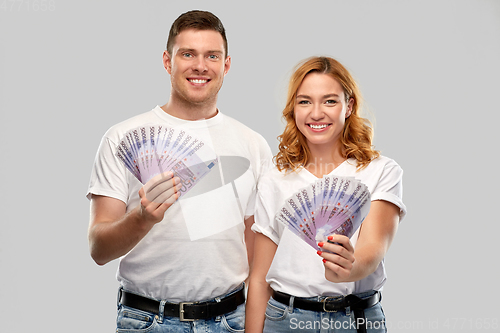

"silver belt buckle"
[179,302,195,321]
[322,297,339,312]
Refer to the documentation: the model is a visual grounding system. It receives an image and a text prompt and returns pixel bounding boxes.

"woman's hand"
[317,235,355,283]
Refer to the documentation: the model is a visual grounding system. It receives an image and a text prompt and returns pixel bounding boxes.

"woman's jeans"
[264,291,387,333]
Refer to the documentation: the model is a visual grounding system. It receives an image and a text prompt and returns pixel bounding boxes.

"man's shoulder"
[217,112,273,162]
[220,113,269,145]
[220,113,260,135]
[102,108,158,141]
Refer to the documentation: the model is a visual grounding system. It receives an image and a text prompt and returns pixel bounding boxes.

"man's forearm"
[89,207,154,265]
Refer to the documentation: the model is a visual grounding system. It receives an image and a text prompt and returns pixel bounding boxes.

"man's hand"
[138,171,181,224]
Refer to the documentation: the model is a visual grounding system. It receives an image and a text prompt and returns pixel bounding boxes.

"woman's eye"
[297,100,310,105]
[325,100,338,105]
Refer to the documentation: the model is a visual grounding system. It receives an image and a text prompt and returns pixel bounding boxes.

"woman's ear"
[346,97,354,118]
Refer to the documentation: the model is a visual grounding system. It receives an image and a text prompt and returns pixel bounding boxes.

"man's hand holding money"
[138,171,181,224]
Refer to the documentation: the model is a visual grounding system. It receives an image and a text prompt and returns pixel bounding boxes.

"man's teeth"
[189,79,208,84]
[309,124,328,129]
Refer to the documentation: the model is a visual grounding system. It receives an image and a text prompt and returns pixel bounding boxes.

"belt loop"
[288,295,295,313]
[158,300,166,323]
[117,287,123,309]
[215,296,222,321]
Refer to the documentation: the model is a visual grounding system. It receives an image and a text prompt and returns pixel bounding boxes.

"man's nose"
[192,56,208,72]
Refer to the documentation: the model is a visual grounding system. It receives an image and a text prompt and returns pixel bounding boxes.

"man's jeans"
[116,286,245,333]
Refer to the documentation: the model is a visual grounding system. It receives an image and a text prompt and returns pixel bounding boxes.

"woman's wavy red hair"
[275,56,379,172]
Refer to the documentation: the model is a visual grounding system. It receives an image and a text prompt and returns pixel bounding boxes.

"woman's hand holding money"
[317,235,355,283]
[138,171,181,224]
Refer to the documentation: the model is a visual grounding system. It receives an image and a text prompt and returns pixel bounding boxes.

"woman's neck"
[305,145,346,177]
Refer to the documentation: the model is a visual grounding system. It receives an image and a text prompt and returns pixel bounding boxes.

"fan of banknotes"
[276,175,371,250]
[115,124,218,198]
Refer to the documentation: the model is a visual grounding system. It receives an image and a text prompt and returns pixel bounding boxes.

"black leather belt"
[272,290,381,333]
[120,287,245,321]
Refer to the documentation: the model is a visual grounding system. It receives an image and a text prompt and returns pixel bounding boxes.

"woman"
[246,56,406,333]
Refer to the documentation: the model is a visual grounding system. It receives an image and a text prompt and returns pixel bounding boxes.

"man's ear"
[223,55,231,76]
[163,51,172,74]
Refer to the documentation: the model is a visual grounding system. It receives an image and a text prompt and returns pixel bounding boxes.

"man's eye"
[208,55,219,60]
[183,53,193,58]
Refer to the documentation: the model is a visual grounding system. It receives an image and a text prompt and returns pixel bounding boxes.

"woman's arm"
[319,200,400,283]
[245,232,278,333]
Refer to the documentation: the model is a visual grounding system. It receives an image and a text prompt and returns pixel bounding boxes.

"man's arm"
[89,195,148,265]
[88,172,180,265]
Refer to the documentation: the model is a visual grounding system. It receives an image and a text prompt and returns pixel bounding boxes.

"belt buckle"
[179,302,195,322]
[322,297,339,312]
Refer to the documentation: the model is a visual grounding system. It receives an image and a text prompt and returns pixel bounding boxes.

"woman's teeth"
[309,124,328,129]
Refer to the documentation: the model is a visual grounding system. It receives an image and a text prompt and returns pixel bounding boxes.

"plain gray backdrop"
[1,0,499,332]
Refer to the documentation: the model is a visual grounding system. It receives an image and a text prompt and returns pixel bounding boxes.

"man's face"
[164,29,231,107]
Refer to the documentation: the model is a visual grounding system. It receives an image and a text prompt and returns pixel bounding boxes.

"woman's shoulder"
[369,155,402,169]
[352,155,403,180]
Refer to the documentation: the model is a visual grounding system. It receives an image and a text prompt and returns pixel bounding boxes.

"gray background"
[1,0,499,332]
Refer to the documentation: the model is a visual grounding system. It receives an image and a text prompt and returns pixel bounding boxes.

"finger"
[138,187,179,223]
[327,235,354,253]
[320,251,354,269]
[145,176,180,203]
[317,241,354,267]
[150,182,182,205]
[321,242,352,258]
[138,187,150,208]
[153,191,180,216]
[143,171,174,194]
[323,260,351,281]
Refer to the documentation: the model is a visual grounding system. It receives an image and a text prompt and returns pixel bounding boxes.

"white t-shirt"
[252,156,406,297]
[87,106,272,302]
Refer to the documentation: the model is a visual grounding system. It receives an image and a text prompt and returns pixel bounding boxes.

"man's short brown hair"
[166,10,228,57]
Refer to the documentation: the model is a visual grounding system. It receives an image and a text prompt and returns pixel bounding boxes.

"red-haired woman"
[246,56,406,333]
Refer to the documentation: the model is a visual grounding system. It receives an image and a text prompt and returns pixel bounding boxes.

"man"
[87,10,272,332]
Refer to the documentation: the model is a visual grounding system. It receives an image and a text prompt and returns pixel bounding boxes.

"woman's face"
[294,72,353,152]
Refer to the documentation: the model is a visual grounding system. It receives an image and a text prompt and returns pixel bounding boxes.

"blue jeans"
[116,286,245,333]
[264,291,386,333]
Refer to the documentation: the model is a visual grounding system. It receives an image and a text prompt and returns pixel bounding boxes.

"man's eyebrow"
[177,48,224,54]
[177,48,196,53]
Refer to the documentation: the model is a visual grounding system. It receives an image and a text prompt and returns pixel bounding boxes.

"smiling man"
[86,10,272,332]
[163,27,229,119]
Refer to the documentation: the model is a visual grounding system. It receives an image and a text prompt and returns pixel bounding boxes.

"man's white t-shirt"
[252,156,406,297]
[87,106,272,302]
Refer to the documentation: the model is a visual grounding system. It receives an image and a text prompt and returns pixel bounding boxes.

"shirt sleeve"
[86,135,129,203]
[251,173,281,244]
[370,158,407,221]
[244,134,273,218]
